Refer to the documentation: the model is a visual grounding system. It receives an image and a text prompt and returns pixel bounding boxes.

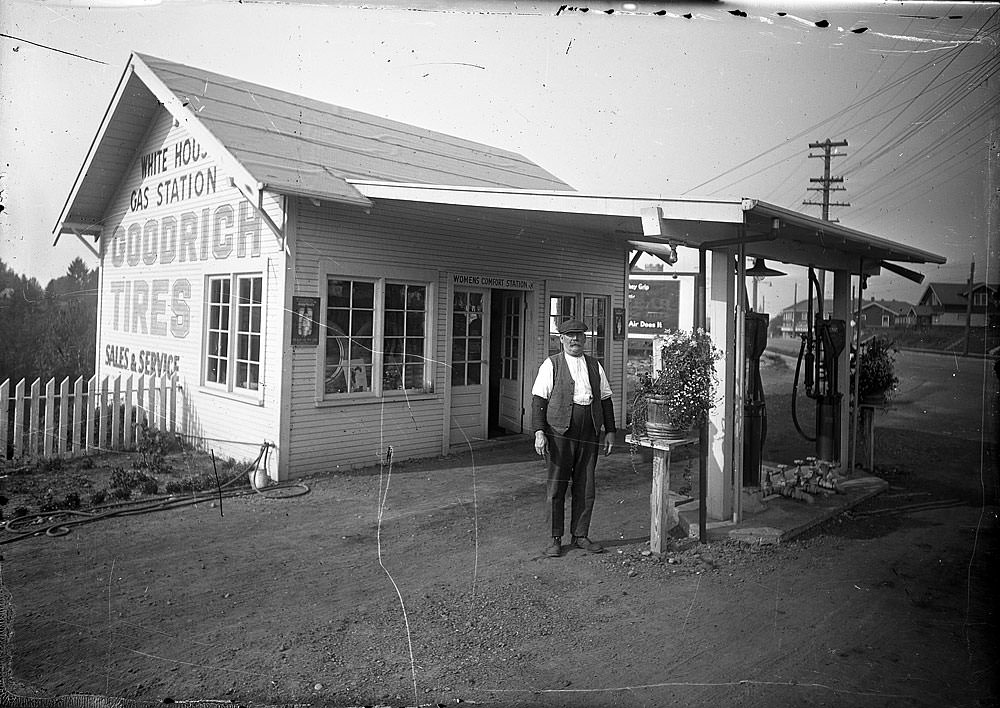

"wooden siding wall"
[289,198,626,476]
[97,108,286,471]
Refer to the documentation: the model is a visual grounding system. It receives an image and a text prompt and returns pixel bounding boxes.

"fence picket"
[158,375,168,431]
[72,377,83,455]
[58,377,70,456]
[124,376,135,448]
[111,376,122,450]
[168,375,178,433]
[44,378,55,458]
[12,380,24,458]
[97,377,109,452]
[85,374,97,453]
[2,374,178,460]
[136,376,147,443]
[0,379,8,458]
[29,379,41,455]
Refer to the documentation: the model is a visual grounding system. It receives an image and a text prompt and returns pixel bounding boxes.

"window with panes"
[451,290,484,386]
[205,274,263,392]
[324,277,429,397]
[546,293,608,365]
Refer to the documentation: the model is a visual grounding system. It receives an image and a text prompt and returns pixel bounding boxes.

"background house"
[859,298,913,329]
[917,281,996,327]
[776,298,834,339]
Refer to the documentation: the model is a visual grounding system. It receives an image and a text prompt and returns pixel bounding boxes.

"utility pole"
[963,260,975,356]
[803,139,850,222]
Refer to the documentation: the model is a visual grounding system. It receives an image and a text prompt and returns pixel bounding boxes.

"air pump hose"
[791,336,816,442]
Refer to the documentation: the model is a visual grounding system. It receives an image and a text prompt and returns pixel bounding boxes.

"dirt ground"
[1,353,997,708]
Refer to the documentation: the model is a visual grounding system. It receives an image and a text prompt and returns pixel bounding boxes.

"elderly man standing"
[531,319,617,558]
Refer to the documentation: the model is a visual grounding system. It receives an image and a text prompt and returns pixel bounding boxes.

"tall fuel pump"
[743,312,770,486]
[792,267,846,462]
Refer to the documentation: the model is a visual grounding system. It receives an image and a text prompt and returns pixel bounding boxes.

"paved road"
[766,338,996,443]
[890,349,995,442]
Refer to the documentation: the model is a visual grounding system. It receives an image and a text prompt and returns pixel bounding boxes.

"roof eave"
[743,199,947,266]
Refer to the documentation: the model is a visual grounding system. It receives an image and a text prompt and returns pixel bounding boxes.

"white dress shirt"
[531,353,613,404]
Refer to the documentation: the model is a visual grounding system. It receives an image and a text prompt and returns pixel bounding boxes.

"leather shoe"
[572,536,605,553]
[544,537,562,557]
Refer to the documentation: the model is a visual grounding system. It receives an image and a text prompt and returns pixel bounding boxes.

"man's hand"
[534,430,548,457]
[604,432,615,456]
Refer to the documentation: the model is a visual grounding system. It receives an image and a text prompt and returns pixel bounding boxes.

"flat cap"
[557,319,588,334]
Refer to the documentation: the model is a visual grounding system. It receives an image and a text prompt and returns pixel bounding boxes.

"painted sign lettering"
[130,138,217,213]
[109,200,261,269]
[106,277,191,339]
[104,343,181,376]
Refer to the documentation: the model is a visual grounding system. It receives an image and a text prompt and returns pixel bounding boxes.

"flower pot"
[860,390,889,405]
[644,395,691,441]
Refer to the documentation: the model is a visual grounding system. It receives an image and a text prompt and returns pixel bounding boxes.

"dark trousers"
[546,403,599,538]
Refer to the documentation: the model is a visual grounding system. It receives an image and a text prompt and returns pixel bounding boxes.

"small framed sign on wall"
[291,296,321,346]
[613,307,626,341]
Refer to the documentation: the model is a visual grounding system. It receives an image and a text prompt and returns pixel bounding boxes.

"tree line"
[0,257,98,384]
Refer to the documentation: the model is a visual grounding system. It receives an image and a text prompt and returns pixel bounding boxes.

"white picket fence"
[1,374,180,460]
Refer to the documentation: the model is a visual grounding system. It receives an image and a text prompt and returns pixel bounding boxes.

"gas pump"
[792,267,847,462]
[743,312,769,486]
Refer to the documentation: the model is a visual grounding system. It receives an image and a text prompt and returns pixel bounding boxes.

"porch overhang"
[347,181,946,275]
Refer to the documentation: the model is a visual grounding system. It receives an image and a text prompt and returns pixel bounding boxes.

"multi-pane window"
[235,277,263,390]
[324,277,429,397]
[583,295,607,364]
[451,290,484,386]
[384,283,426,391]
[326,280,375,394]
[547,293,608,365]
[547,295,576,356]
[205,274,263,392]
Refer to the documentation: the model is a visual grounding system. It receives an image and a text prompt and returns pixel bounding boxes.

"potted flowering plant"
[854,335,898,403]
[629,328,723,442]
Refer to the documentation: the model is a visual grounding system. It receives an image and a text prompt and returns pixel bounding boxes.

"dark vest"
[545,353,605,434]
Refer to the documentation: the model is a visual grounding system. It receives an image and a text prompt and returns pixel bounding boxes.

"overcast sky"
[1,0,996,310]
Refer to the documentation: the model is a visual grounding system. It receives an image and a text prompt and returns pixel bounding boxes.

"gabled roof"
[778,298,835,314]
[55,52,571,236]
[961,281,999,297]
[920,282,971,308]
[861,299,912,315]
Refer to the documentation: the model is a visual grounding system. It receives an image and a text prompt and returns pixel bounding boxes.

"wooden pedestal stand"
[627,434,699,553]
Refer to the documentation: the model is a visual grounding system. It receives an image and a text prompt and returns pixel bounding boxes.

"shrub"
[89,489,107,506]
[134,421,173,475]
[62,492,81,510]
[110,486,132,501]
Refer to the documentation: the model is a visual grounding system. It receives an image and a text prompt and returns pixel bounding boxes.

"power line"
[0,33,107,65]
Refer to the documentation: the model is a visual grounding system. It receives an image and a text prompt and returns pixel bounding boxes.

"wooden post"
[43,378,55,458]
[58,377,70,456]
[649,446,678,553]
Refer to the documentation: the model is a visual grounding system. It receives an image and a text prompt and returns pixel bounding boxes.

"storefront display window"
[324,277,429,397]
